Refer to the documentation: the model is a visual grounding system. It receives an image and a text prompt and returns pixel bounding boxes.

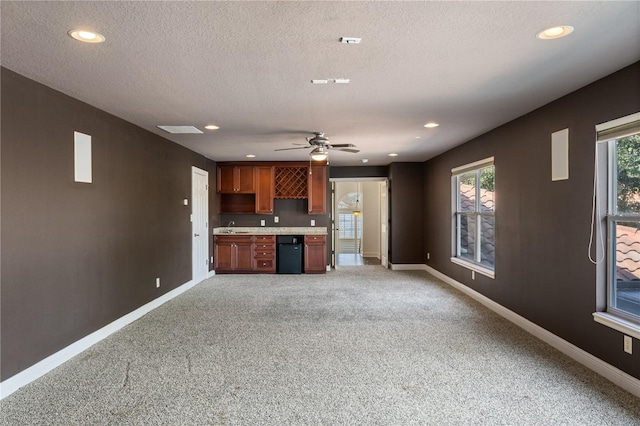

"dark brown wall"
[330,166,389,179]
[423,62,640,379]
[389,163,425,264]
[1,68,211,380]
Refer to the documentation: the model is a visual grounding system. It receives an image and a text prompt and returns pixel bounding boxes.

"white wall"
[362,182,381,258]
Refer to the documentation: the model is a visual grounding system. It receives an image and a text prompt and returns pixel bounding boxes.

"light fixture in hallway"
[353,181,361,216]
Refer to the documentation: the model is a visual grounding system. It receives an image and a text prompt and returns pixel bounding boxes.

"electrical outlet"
[274,216,279,223]
[426,252,430,260]
[311,219,315,226]
[260,219,265,226]
[211,256,214,264]
[156,277,160,288]
[471,271,475,280]
[624,335,633,354]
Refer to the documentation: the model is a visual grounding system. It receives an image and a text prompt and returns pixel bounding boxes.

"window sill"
[593,312,640,340]
[450,257,495,279]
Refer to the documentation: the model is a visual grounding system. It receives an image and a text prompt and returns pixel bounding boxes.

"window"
[451,158,495,278]
[337,192,363,254]
[606,126,640,321]
[593,113,640,336]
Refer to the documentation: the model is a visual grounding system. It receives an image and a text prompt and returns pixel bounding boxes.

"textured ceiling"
[2,1,639,166]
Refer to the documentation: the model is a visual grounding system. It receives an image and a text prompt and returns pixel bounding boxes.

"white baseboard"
[1,277,205,400]
[207,270,216,278]
[362,252,380,258]
[423,264,640,398]
[390,263,428,271]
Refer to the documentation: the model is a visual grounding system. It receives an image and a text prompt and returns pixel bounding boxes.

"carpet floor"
[1,267,639,425]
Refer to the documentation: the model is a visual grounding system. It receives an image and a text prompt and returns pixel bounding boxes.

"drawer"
[255,243,275,250]
[215,235,253,244]
[255,235,275,243]
[304,235,326,244]
[254,249,275,259]
[255,259,275,271]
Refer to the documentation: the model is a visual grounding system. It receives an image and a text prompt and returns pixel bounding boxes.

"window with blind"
[451,157,495,278]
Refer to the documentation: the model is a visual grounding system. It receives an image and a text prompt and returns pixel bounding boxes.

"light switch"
[311,219,315,226]
[183,199,189,206]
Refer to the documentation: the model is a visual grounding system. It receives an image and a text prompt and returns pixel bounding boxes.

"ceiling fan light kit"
[310,147,328,161]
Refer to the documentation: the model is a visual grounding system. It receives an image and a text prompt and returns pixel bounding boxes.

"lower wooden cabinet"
[304,235,326,274]
[215,234,276,273]
[214,235,254,273]
[215,234,326,274]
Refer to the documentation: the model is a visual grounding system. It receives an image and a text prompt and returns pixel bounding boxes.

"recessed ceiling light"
[333,78,350,84]
[246,154,256,158]
[68,29,106,43]
[424,122,439,128]
[311,79,329,84]
[536,25,574,40]
[415,136,421,139]
[362,159,369,163]
[204,125,220,130]
[388,153,399,157]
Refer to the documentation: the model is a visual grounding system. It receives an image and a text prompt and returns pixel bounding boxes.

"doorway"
[192,166,209,283]
[331,178,388,268]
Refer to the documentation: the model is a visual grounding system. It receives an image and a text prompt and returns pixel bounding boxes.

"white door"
[380,180,389,268]
[192,167,209,283]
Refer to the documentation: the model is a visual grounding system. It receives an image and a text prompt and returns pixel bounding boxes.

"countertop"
[213,226,327,235]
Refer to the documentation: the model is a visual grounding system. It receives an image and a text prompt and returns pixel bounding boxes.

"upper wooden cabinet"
[307,165,326,214]
[217,165,255,193]
[255,166,274,214]
[217,162,326,215]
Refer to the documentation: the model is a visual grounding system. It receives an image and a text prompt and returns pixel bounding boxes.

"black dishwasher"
[277,235,303,274]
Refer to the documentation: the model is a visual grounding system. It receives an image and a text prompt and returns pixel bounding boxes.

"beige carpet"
[1,267,639,425]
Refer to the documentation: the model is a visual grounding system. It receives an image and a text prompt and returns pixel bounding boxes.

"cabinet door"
[255,166,274,214]
[304,235,326,273]
[214,240,234,271]
[217,166,236,193]
[236,166,256,193]
[308,165,326,214]
[235,242,254,271]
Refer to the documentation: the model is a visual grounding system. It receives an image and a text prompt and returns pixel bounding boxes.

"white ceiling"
[2,1,639,166]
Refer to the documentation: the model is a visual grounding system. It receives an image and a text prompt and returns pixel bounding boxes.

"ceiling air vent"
[157,125,203,134]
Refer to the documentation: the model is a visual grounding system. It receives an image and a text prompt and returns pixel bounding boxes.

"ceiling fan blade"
[328,143,356,149]
[334,148,360,153]
[274,146,312,152]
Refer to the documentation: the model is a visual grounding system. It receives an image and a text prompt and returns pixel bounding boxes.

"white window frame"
[592,112,640,339]
[451,157,495,279]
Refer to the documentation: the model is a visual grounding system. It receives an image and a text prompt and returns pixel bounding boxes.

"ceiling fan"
[275,132,359,161]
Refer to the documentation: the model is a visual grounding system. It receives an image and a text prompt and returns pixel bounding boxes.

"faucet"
[226,221,235,233]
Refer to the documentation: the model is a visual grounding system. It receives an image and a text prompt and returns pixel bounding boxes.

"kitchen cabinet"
[307,165,326,214]
[304,235,326,273]
[253,235,276,273]
[255,166,275,214]
[217,165,255,194]
[214,235,254,272]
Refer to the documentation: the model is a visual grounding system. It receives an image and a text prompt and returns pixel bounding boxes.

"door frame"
[330,177,389,269]
[192,166,209,283]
